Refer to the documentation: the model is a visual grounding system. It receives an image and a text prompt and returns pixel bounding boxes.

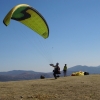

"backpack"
[55,66,60,74]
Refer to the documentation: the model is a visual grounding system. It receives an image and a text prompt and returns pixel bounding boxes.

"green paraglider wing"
[3,4,49,39]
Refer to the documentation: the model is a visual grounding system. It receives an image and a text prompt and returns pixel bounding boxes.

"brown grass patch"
[0,74,100,100]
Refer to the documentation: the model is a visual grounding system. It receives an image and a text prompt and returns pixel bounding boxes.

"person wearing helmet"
[50,63,61,79]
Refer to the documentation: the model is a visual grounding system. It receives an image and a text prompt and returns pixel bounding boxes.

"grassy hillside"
[0,74,100,100]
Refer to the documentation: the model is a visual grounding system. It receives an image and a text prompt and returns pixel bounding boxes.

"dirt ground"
[0,74,100,100]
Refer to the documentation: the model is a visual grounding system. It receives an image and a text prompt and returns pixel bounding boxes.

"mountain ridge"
[0,65,100,81]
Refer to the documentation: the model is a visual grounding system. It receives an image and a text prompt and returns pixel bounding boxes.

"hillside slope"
[0,74,100,100]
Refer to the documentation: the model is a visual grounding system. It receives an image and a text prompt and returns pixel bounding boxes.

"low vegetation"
[0,74,100,100]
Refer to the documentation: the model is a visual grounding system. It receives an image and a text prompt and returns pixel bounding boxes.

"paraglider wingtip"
[3,20,7,26]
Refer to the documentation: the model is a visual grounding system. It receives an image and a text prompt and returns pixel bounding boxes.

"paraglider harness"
[53,66,61,74]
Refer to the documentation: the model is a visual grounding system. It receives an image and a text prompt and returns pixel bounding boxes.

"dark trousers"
[53,72,57,79]
[63,70,67,76]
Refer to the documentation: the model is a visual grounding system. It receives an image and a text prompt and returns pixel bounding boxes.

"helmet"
[56,62,59,65]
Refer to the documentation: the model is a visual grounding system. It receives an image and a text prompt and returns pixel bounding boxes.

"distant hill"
[68,65,100,74]
[0,70,53,81]
[0,65,100,81]
[0,70,43,76]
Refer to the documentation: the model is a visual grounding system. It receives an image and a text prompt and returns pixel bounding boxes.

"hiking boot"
[55,76,57,79]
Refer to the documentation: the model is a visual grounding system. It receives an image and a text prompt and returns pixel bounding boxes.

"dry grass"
[0,74,100,100]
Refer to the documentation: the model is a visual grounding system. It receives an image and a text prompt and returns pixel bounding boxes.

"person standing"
[63,64,67,77]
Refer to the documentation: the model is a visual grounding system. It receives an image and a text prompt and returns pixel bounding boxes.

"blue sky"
[0,0,100,72]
